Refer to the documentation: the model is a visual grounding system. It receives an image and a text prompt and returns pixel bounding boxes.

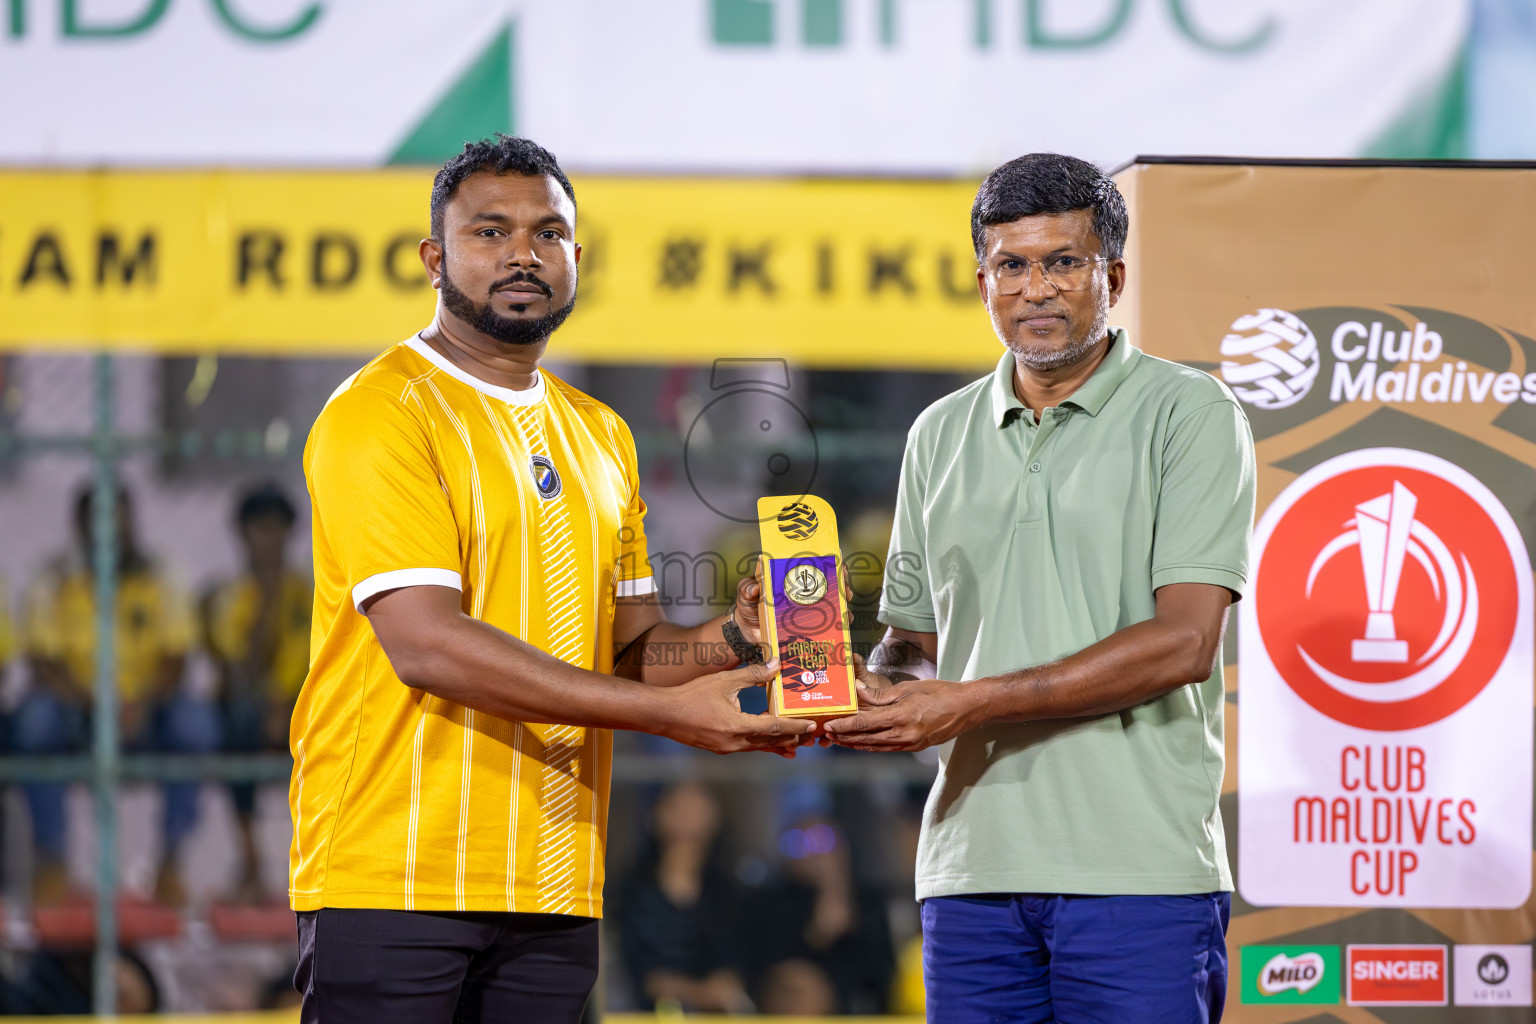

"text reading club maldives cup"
[1239,449,1533,908]
[757,495,858,722]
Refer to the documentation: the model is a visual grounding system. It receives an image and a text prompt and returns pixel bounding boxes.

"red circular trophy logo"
[1253,449,1524,730]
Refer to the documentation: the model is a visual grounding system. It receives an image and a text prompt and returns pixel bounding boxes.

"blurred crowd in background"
[0,353,968,1014]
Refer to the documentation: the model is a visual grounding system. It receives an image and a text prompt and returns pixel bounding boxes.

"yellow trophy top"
[757,494,840,559]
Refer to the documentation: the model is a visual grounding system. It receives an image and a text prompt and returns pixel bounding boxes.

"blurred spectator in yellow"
[746,813,896,1015]
[889,934,926,1016]
[0,572,14,668]
[617,781,752,1014]
[202,483,310,902]
[14,484,218,905]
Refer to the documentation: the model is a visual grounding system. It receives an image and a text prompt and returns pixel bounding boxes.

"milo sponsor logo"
[1261,951,1326,995]
[1241,945,1341,1005]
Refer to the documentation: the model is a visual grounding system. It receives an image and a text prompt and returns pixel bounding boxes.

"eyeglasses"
[989,254,1108,294]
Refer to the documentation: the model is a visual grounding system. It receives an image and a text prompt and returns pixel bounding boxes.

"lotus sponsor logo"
[1480,952,1510,985]
[1454,945,1533,1006]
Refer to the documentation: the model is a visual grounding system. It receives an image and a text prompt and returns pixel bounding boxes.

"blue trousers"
[11,691,221,861]
[922,893,1230,1024]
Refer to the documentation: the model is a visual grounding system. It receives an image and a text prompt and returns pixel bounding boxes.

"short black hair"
[430,134,576,240]
[971,153,1127,260]
[237,482,296,528]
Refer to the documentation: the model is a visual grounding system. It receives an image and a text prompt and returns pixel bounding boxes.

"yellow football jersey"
[290,336,654,917]
[0,574,14,667]
[23,559,192,702]
[203,570,312,700]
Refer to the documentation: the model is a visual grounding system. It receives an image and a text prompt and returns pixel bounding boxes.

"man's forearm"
[384,610,677,734]
[964,615,1220,725]
[625,614,742,687]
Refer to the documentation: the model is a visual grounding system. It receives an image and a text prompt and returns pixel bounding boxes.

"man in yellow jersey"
[291,135,814,1022]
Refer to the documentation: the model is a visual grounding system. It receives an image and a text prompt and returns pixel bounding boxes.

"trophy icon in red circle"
[1252,449,1527,731]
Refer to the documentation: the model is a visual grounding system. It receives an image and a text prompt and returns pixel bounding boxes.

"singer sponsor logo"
[1347,946,1447,1006]
[1238,449,1534,908]
[1240,946,1341,1004]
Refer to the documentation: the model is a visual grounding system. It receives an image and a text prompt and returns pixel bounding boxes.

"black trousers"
[295,908,598,1023]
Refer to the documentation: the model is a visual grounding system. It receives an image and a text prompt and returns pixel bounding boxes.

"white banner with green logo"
[0,0,1469,168]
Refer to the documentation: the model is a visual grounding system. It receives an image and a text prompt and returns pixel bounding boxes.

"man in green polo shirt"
[826,154,1255,1023]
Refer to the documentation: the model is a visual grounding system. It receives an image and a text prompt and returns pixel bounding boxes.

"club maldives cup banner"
[1240,448,1532,906]
[1112,162,1536,997]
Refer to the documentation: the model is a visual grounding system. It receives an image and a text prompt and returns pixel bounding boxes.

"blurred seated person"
[758,959,838,1017]
[0,946,159,1013]
[617,781,752,1014]
[201,483,310,902]
[15,483,218,905]
[745,814,896,1015]
[0,571,14,669]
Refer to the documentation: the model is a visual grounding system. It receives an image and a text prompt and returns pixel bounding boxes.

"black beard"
[439,268,576,348]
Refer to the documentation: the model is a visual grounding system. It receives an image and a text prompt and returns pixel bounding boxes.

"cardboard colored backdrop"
[1115,159,1536,1019]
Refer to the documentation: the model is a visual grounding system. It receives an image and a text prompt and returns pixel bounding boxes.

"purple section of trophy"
[769,555,846,698]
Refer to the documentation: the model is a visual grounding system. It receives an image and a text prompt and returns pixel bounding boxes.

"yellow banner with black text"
[0,171,997,367]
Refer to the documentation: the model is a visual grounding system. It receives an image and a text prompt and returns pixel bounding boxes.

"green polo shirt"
[880,329,1256,897]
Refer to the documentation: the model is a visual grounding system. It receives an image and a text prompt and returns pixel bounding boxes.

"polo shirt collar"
[990,352,1027,426]
[990,327,1140,427]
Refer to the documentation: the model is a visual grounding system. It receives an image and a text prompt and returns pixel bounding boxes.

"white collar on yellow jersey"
[404,334,548,407]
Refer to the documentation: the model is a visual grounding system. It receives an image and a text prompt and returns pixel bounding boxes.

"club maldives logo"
[1252,449,1525,730]
[1241,946,1341,1004]
[1220,309,1321,409]
[1219,308,1536,409]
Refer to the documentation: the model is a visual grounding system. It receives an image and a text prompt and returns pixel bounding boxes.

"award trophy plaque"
[757,495,858,721]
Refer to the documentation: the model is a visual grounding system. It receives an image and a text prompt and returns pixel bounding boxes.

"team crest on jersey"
[530,455,562,500]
